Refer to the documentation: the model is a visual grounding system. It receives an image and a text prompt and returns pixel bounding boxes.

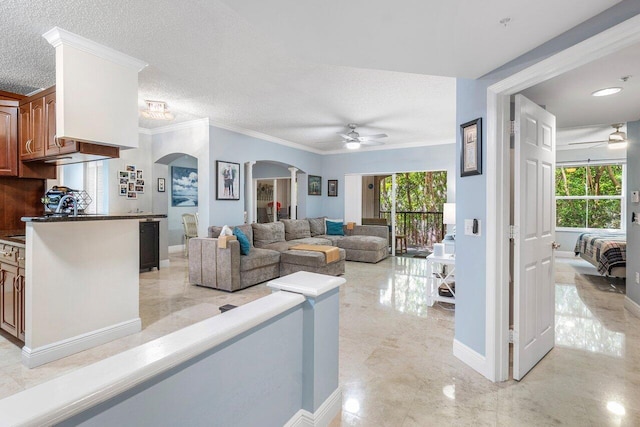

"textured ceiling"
[0,0,623,153]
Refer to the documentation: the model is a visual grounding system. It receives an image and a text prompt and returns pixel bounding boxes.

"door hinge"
[509,120,515,136]
[509,329,517,344]
[509,225,517,240]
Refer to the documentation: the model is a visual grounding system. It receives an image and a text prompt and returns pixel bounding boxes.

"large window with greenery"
[555,163,624,230]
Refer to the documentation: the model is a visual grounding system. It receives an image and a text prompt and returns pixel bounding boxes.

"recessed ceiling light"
[591,87,622,97]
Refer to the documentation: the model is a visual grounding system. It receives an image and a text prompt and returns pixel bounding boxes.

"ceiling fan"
[568,124,628,149]
[323,123,388,149]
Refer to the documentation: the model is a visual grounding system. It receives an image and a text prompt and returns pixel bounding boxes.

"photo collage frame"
[118,164,145,199]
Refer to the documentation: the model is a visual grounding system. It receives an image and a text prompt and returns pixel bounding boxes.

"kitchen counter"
[22,213,166,223]
[21,214,166,368]
[0,229,27,246]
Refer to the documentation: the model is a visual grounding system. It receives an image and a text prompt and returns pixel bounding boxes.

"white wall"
[106,134,154,214]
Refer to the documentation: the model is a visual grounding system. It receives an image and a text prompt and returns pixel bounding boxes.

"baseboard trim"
[22,318,142,368]
[168,245,184,254]
[624,296,640,319]
[284,388,342,427]
[453,338,489,379]
[160,259,170,268]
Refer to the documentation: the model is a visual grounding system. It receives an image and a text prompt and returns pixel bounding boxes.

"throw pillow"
[325,219,344,236]
[308,217,326,236]
[233,227,251,255]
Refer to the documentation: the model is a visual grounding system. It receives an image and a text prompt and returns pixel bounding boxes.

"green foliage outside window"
[555,164,623,229]
[380,171,448,212]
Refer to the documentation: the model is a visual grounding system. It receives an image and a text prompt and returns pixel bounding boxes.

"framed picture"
[328,179,338,197]
[128,182,135,192]
[126,165,136,172]
[461,118,482,177]
[308,175,321,196]
[136,170,143,179]
[119,184,127,196]
[118,171,129,179]
[216,160,240,200]
[172,166,198,206]
[129,172,136,181]
[136,179,145,186]
[127,192,137,199]
[158,178,166,192]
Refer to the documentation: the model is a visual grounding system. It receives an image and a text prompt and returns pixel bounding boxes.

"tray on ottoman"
[280,247,346,276]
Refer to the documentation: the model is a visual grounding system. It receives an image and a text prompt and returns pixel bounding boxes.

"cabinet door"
[44,92,59,156]
[29,98,46,158]
[17,268,25,341]
[0,263,19,336]
[0,106,18,176]
[18,103,31,158]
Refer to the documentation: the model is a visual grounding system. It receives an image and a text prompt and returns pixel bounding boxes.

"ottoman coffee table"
[280,246,346,276]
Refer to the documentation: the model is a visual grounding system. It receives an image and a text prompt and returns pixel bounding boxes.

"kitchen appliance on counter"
[42,186,92,215]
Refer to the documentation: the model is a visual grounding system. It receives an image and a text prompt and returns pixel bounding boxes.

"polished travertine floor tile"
[1,254,639,426]
[330,256,640,426]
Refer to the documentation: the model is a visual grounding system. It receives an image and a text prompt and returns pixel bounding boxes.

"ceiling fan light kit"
[333,123,388,150]
[568,123,628,149]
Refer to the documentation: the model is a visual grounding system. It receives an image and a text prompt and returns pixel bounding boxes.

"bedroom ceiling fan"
[568,124,628,149]
[321,123,388,149]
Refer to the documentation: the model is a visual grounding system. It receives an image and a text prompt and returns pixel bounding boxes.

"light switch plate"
[464,219,481,236]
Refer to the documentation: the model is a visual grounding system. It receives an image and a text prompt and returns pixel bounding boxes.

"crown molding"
[139,118,210,135]
[43,27,148,72]
[208,120,324,155]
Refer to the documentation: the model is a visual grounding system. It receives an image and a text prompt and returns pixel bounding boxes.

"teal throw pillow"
[233,227,251,255]
[326,220,344,236]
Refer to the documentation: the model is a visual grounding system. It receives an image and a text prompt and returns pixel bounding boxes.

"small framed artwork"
[126,165,136,172]
[158,178,166,192]
[136,170,143,179]
[127,192,137,199]
[136,179,145,186]
[308,175,321,196]
[461,118,482,177]
[135,185,144,193]
[128,182,135,192]
[119,178,128,185]
[118,171,129,180]
[328,179,338,197]
[129,172,136,181]
[216,160,240,200]
[119,185,127,196]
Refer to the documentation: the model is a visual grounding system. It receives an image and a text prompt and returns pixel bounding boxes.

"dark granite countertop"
[0,229,27,246]
[22,213,167,223]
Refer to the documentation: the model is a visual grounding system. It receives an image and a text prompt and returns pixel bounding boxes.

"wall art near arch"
[172,166,198,206]
[216,160,240,200]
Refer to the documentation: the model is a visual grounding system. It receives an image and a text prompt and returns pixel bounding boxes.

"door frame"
[485,14,640,382]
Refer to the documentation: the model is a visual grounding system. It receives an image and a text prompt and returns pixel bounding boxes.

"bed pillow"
[233,227,251,255]
[325,219,344,236]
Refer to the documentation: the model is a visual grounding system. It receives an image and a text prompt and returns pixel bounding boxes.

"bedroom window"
[555,162,625,230]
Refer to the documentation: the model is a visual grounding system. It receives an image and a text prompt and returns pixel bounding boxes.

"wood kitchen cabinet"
[0,105,18,176]
[19,95,46,160]
[0,243,26,342]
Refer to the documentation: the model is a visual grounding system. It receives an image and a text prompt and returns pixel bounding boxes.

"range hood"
[43,27,147,150]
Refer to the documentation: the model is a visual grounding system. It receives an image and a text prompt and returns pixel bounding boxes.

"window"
[555,162,624,230]
[84,161,105,214]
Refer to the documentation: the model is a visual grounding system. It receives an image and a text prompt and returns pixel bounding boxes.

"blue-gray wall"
[627,120,640,307]
[454,1,640,356]
[209,126,323,225]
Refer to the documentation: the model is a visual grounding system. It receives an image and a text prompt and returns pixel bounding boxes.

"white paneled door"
[513,94,556,381]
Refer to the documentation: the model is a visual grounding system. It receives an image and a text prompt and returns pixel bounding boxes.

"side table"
[426,253,455,307]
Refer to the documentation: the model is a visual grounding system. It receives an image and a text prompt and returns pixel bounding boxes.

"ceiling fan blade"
[338,133,355,140]
[360,140,385,146]
[357,133,388,141]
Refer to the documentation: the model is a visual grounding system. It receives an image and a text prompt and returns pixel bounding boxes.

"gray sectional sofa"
[188,218,388,292]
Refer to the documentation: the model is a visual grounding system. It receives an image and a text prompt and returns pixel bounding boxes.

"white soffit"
[223,0,622,79]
